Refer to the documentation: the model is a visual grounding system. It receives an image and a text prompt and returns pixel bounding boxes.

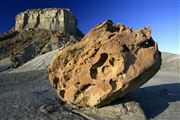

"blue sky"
[0,0,179,54]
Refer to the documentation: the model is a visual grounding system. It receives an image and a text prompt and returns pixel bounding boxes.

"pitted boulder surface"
[48,20,161,107]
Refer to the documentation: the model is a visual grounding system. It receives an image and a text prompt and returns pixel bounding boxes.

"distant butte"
[15,8,80,35]
[0,8,83,71]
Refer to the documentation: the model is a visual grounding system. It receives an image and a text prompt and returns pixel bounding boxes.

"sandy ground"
[0,70,147,120]
[0,50,179,120]
[0,70,88,120]
[131,71,180,120]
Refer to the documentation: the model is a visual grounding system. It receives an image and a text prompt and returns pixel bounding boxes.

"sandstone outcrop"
[48,20,162,107]
[15,8,81,35]
[0,8,83,69]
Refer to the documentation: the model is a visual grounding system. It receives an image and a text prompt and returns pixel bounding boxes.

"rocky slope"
[161,52,180,74]
[0,8,83,71]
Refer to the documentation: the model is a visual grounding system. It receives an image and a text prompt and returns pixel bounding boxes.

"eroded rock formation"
[48,20,161,107]
[15,8,80,35]
[0,8,83,70]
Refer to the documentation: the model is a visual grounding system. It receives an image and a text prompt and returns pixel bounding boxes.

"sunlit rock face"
[0,8,83,69]
[48,20,162,107]
[15,8,78,35]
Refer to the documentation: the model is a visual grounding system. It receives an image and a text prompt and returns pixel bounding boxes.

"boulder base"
[48,20,161,107]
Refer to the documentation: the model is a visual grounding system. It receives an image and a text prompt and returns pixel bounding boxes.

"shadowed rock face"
[48,20,162,107]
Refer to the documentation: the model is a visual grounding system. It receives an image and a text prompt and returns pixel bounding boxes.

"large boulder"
[48,20,162,107]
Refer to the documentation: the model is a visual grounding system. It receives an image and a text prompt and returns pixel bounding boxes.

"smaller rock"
[0,57,13,72]
[39,104,58,114]
[77,98,147,120]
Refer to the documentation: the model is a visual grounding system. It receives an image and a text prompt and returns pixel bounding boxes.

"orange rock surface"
[48,20,161,107]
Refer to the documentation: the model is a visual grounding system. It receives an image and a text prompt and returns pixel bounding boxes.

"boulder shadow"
[111,83,180,119]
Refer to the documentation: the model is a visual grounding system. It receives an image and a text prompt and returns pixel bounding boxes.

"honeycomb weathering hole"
[53,77,59,89]
[90,68,97,79]
[109,79,117,91]
[59,90,65,98]
[141,38,155,48]
[74,84,91,101]
[90,53,108,79]
[109,57,115,66]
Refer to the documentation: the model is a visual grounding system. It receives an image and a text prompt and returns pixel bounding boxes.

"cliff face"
[15,8,78,35]
[0,8,84,70]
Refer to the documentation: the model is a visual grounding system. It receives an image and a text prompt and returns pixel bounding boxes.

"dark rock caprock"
[48,20,162,107]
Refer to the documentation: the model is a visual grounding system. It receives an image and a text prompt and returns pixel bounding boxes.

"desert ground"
[0,50,179,120]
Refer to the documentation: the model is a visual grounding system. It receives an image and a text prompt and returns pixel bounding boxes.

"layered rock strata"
[0,8,83,70]
[15,8,80,35]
